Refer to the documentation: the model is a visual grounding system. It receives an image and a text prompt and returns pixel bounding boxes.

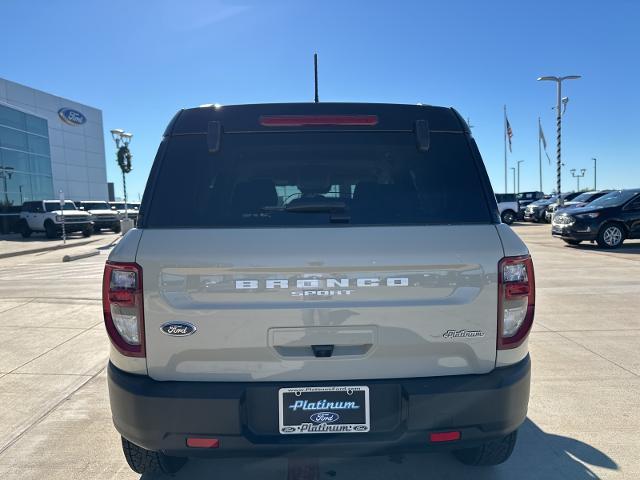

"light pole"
[517,160,524,195]
[537,75,581,206]
[510,167,516,194]
[0,166,14,207]
[570,168,586,191]
[110,129,134,234]
[592,157,597,190]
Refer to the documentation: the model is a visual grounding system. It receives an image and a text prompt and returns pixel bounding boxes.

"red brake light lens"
[186,437,220,448]
[259,115,378,127]
[430,431,461,443]
[103,262,145,357]
[498,255,535,350]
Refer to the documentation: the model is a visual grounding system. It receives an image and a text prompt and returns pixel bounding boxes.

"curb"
[0,238,99,260]
[0,235,119,260]
[62,249,101,262]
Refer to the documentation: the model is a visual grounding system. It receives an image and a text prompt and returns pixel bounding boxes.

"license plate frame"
[278,386,370,435]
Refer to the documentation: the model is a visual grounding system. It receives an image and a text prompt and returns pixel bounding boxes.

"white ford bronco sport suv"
[76,200,122,233]
[19,200,93,238]
[104,103,535,475]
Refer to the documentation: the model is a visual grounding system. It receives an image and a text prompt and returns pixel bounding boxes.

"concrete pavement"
[0,223,638,479]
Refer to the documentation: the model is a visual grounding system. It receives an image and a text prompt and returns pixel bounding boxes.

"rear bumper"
[108,355,530,458]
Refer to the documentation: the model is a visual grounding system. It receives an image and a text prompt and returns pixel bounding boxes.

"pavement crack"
[555,331,640,378]
[0,368,102,457]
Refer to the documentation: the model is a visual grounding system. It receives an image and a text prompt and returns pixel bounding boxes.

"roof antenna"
[314,53,319,103]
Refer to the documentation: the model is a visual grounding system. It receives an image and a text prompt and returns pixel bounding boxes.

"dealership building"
[0,77,108,233]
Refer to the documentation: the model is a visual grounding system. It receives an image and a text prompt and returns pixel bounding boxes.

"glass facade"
[0,104,54,213]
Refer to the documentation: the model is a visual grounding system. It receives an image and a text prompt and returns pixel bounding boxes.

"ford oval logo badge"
[58,108,87,126]
[309,412,340,424]
[160,322,197,337]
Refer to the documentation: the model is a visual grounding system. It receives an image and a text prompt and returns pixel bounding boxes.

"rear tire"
[563,239,582,246]
[121,437,187,475]
[453,430,518,466]
[82,226,93,238]
[19,221,32,238]
[596,223,625,249]
[112,224,121,234]
[44,220,57,239]
[501,210,516,225]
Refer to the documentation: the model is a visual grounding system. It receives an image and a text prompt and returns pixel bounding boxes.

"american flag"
[506,117,513,152]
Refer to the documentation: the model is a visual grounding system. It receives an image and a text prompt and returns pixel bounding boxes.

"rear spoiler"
[206,118,432,153]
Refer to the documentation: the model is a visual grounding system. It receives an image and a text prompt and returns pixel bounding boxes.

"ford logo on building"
[309,412,340,424]
[58,108,86,126]
[160,322,197,337]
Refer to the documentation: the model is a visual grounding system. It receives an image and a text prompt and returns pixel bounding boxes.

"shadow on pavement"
[137,418,617,480]
[569,241,640,254]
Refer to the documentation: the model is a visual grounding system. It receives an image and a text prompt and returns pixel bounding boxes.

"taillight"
[498,255,535,350]
[103,262,145,357]
[259,115,379,127]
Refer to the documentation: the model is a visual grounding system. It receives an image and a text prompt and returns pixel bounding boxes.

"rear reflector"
[186,438,220,448]
[259,115,378,127]
[429,431,461,443]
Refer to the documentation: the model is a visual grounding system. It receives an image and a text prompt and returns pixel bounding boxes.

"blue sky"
[1,0,638,198]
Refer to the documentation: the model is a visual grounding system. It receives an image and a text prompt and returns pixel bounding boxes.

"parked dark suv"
[524,192,581,223]
[552,189,640,248]
[516,191,545,218]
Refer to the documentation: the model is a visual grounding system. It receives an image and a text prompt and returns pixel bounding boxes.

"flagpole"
[538,117,543,192]
[504,105,507,193]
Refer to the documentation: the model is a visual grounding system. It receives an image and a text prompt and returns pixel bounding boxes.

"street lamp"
[537,75,581,206]
[570,168,587,191]
[110,129,134,234]
[517,160,524,195]
[510,167,516,194]
[0,166,15,207]
[592,157,597,190]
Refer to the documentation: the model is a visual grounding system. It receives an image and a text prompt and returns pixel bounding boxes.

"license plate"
[278,386,370,435]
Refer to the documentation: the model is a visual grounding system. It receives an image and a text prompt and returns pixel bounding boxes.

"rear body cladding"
[108,355,530,457]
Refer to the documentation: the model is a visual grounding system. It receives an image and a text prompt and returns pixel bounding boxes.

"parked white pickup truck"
[18,200,93,239]
[495,193,519,224]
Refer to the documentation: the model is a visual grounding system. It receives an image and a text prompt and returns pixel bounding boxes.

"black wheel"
[19,221,32,238]
[112,224,121,234]
[596,223,625,249]
[453,430,518,466]
[93,225,102,233]
[82,226,93,238]
[121,437,187,475]
[563,239,582,246]
[501,210,516,225]
[44,220,57,239]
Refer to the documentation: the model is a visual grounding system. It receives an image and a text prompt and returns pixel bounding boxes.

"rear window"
[144,131,493,228]
[496,194,516,203]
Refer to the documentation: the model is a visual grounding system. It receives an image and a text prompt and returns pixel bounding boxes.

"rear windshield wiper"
[262,201,350,222]
[285,201,347,213]
[263,201,347,214]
